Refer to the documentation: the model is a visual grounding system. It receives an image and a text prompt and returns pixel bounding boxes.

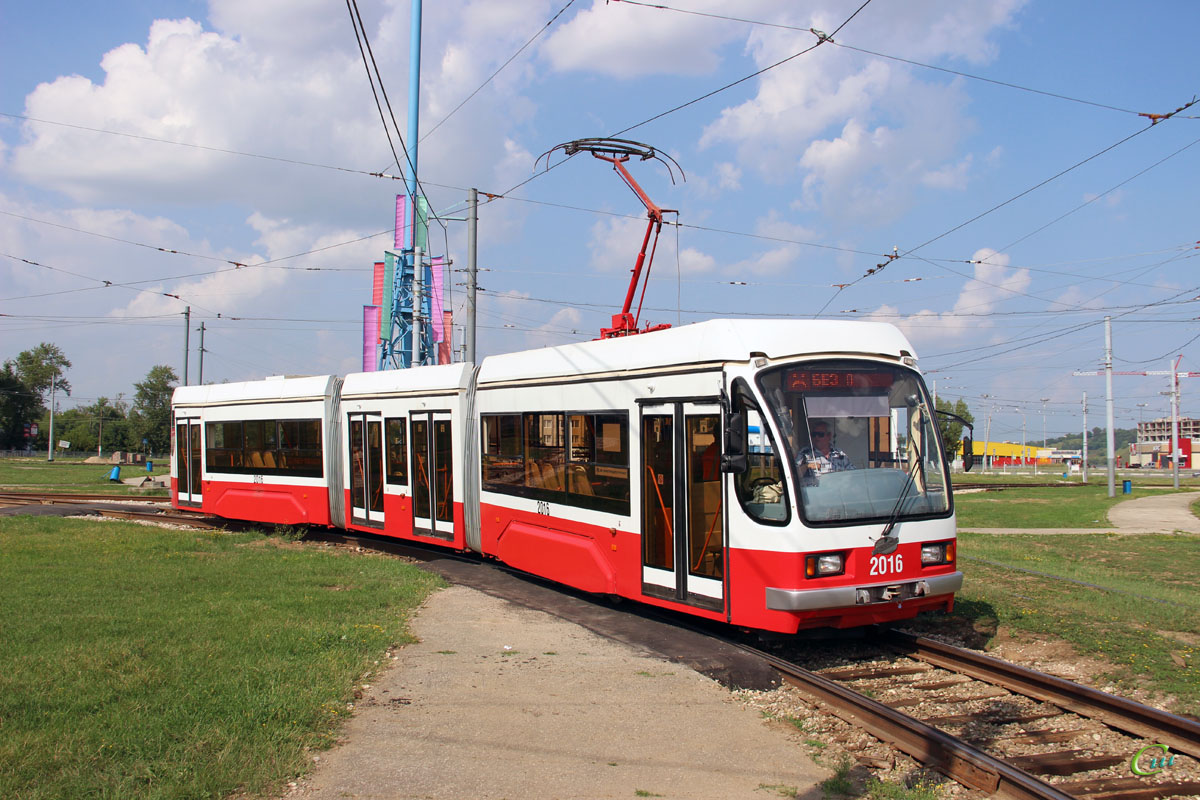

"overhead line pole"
[1081,392,1088,484]
[183,306,191,387]
[1105,316,1116,497]
[466,188,478,363]
[1170,356,1181,490]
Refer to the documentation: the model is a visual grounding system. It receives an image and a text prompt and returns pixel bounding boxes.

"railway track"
[12,497,1199,797]
[298,529,1200,799]
[746,632,1200,799]
[0,490,221,528]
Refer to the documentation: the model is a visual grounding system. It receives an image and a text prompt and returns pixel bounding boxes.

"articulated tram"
[171,319,965,634]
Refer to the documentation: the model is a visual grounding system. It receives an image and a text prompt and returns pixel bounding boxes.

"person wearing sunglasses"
[798,420,855,483]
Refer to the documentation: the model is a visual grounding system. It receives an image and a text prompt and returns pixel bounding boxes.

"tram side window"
[206,421,244,470]
[280,419,323,478]
[482,414,523,487]
[385,418,408,485]
[567,413,629,505]
[481,411,630,515]
[203,418,323,478]
[526,413,565,493]
[731,386,789,524]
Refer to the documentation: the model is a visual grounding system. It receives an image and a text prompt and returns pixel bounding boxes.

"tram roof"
[172,374,336,407]
[476,318,916,385]
[341,362,473,397]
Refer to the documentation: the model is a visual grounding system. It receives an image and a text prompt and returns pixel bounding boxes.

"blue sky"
[2,0,1198,448]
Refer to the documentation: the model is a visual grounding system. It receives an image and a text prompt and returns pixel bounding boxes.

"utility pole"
[1021,411,1027,472]
[1081,392,1088,483]
[981,394,992,471]
[1170,357,1181,489]
[1037,397,1049,476]
[183,306,191,386]
[198,322,206,385]
[413,245,424,365]
[47,377,56,462]
[1075,349,1199,490]
[1105,316,1116,497]
[466,187,478,364]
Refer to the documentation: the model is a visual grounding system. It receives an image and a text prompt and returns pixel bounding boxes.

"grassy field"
[953,484,1181,528]
[908,531,1200,717]
[0,457,169,496]
[0,516,443,800]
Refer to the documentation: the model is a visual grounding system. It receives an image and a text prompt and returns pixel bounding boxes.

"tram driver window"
[730,384,788,524]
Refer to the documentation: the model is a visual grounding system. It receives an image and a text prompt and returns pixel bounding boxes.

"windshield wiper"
[872,403,974,555]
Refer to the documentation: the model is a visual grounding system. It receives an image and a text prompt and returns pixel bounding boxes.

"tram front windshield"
[758,360,949,524]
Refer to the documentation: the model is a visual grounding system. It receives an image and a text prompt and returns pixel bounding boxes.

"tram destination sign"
[786,370,894,392]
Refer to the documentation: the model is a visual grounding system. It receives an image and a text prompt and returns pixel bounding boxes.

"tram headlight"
[920,542,952,565]
[805,552,845,578]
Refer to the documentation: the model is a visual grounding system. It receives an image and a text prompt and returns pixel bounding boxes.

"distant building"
[1137,417,1200,443]
[1132,418,1198,469]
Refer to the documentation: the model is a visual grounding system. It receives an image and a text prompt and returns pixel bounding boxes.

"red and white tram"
[172,318,967,634]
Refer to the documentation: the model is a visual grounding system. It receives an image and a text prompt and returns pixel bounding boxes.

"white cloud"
[697,1,1023,226]
[864,248,1031,348]
[540,0,746,78]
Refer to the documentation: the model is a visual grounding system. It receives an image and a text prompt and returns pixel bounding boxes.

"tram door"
[410,412,454,539]
[347,412,384,526]
[175,419,203,505]
[640,402,725,610]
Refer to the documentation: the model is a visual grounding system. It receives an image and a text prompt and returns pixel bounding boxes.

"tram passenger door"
[348,412,384,526]
[410,412,454,539]
[640,402,724,611]
[176,419,203,505]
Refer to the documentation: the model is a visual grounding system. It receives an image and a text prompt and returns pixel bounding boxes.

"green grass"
[954,485,1179,528]
[0,516,443,799]
[910,532,1200,716]
[957,470,1200,488]
[864,777,943,799]
[0,457,169,496]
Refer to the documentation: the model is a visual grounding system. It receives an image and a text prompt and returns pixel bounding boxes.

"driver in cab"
[798,420,854,484]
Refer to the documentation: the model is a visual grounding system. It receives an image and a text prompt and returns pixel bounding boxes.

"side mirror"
[962,436,975,472]
[722,411,748,474]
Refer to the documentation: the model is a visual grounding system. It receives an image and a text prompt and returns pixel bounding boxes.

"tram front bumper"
[765,571,963,612]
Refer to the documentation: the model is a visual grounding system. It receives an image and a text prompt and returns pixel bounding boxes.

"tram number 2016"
[535,500,550,515]
[869,554,903,576]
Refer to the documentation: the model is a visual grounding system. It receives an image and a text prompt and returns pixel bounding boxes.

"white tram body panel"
[473,319,961,632]
[171,375,340,526]
[171,319,962,634]
[339,364,473,549]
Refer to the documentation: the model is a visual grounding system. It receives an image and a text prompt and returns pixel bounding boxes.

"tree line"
[1,343,179,456]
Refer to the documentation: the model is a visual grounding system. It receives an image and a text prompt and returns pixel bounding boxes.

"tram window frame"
[205,421,244,470]
[480,410,630,515]
[384,417,409,485]
[203,417,324,479]
[729,380,790,526]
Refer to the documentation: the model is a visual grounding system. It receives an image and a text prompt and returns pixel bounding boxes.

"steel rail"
[743,644,1076,800]
[0,490,168,504]
[886,630,1200,760]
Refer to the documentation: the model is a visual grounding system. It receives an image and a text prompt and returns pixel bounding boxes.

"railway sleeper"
[922,706,1062,726]
[1054,775,1200,800]
[1005,749,1126,776]
[819,662,932,681]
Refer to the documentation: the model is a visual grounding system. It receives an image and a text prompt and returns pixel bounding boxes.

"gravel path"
[285,585,828,800]
[960,490,1200,535]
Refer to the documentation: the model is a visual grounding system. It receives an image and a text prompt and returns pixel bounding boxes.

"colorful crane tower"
[362,0,447,371]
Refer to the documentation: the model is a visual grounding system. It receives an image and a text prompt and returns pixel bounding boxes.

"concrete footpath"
[286,586,828,800]
[960,489,1200,535]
